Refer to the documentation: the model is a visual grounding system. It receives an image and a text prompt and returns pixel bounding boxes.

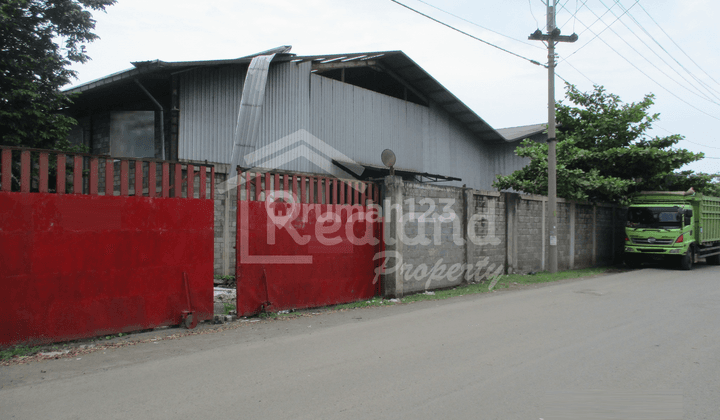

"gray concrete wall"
[212,168,237,277]
[381,178,624,297]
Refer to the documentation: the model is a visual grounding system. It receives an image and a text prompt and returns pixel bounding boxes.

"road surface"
[1,265,719,419]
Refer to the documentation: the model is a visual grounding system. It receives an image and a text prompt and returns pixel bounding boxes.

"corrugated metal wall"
[309,74,498,189]
[179,65,246,164]
[179,61,524,190]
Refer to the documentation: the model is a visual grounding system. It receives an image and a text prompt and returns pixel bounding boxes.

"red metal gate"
[0,146,214,347]
[236,171,382,316]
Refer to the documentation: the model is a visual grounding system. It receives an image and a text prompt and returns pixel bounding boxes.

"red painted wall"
[0,192,213,347]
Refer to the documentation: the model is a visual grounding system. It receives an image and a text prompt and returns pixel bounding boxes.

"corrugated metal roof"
[65,47,507,143]
[495,123,548,142]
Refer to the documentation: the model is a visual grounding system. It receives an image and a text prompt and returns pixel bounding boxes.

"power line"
[388,0,546,68]
[554,3,720,122]
[637,2,720,90]
[561,58,597,84]
[559,0,639,62]
[413,0,543,49]
[613,1,720,103]
[591,0,720,106]
[654,124,720,150]
[529,0,541,29]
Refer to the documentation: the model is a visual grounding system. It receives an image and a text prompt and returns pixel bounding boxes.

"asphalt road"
[1,265,719,420]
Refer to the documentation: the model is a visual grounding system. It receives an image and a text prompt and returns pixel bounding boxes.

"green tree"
[0,0,115,149]
[494,84,718,203]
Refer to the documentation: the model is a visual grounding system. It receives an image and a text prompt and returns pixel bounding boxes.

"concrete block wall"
[468,192,506,280]
[401,183,465,294]
[574,204,595,268]
[213,170,237,277]
[90,113,111,156]
[381,176,624,297]
[515,197,544,273]
[556,201,572,270]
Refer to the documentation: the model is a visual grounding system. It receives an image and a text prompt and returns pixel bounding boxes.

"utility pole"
[529,0,577,273]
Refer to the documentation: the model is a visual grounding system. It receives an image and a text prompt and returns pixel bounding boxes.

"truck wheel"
[680,248,694,270]
[707,254,720,265]
[625,256,642,269]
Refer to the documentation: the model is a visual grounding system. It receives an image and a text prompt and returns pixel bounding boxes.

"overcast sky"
[68,0,720,174]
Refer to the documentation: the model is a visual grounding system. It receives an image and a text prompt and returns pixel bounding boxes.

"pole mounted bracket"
[529,28,578,43]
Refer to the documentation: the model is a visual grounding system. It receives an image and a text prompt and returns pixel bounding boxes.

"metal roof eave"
[62,48,506,144]
[332,159,461,183]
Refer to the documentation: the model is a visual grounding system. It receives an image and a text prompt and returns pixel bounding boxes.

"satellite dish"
[381,149,396,168]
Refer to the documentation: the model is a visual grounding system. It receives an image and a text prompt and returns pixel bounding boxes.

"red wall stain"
[0,192,214,347]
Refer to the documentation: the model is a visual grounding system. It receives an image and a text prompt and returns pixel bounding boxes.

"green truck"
[624,191,720,270]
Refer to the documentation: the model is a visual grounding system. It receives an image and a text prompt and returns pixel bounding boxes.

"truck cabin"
[627,206,693,230]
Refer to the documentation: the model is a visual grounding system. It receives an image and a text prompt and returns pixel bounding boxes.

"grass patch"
[223,303,236,315]
[332,296,400,311]
[402,266,610,303]
[0,345,41,361]
[253,266,613,319]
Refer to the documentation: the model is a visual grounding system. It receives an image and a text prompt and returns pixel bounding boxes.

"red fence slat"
[199,166,206,199]
[89,157,98,195]
[20,151,30,192]
[174,163,182,198]
[339,181,345,205]
[0,147,215,200]
[39,152,49,193]
[1,149,11,192]
[57,154,66,195]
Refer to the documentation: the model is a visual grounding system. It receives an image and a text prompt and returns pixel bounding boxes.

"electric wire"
[654,124,720,150]
[529,0,541,30]
[561,59,597,85]
[558,9,720,122]
[388,0,546,68]
[607,0,720,104]
[558,0,639,62]
[589,0,720,106]
[637,2,720,89]
[573,0,579,33]
[625,2,720,99]
[558,0,588,35]
[414,0,543,49]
